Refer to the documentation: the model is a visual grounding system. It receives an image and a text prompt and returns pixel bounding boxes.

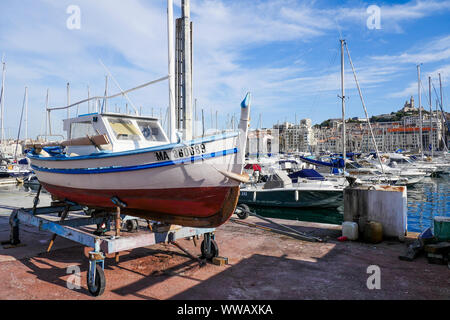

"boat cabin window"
[346,162,362,169]
[390,158,411,165]
[137,121,165,142]
[70,121,97,139]
[108,118,141,141]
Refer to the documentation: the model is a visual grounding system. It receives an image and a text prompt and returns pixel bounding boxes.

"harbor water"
[0,176,448,233]
[245,176,450,233]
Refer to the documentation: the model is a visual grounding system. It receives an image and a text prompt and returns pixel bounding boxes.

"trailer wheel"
[235,204,250,220]
[87,264,106,297]
[201,239,219,260]
[125,219,138,232]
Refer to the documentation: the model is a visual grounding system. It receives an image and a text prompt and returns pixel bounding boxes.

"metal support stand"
[111,196,127,263]
[171,240,206,267]
[47,205,70,252]
[114,207,121,263]
[6,210,20,246]
[32,184,42,216]
[6,205,217,297]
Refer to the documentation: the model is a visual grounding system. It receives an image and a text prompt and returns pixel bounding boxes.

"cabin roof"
[74,112,159,122]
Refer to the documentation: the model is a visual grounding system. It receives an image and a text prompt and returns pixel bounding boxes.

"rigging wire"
[344,41,387,177]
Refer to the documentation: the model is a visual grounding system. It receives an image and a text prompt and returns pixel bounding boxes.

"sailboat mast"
[439,73,447,150]
[417,64,423,159]
[428,76,433,157]
[340,39,346,163]
[25,86,28,141]
[1,58,5,143]
[104,76,108,113]
[87,86,91,113]
[67,83,70,120]
[167,0,176,143]
[182,0,193,140]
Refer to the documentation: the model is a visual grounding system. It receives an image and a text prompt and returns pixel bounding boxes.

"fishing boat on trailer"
[27,96,250,228]
[26,0,251,228]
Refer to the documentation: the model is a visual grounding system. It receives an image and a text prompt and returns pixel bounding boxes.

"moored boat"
[239,170,344,209]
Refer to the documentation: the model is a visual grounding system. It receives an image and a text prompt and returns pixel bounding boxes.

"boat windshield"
[70,121,97,139]
[346,161,362,169]
[137,121,165,142]
[108,118,141,141]
[392,158,412,164]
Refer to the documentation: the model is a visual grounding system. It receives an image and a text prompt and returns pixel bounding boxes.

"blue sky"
[1,0,450,139]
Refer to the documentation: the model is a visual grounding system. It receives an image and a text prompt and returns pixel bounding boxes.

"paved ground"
[0,208,448,300]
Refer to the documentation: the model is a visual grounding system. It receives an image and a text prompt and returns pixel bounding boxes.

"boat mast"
[429,76,433,157]
[87,85,91,113]
[340,39,346,164]
[15,87,28,160]
[439,73,447,151]
[25,86,28,142]
[1,57,5,143]
[67,82,70,120]
[344,42,386,176]
[182,0,193,141]
[417,64,423,159]
[104,75,108,113]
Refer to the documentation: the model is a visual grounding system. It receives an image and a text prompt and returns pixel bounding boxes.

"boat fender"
[217,170,249,183]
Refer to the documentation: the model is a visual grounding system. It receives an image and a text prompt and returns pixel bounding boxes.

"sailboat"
[26,0,251,228]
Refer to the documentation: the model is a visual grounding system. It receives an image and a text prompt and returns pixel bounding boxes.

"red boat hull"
[42,183,240,228]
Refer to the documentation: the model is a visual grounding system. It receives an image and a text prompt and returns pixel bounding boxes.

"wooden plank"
[26,134,110,150]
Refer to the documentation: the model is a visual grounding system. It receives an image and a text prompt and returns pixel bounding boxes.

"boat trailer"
[4,188,219,297]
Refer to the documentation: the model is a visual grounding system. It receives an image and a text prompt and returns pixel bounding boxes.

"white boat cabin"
[63,113,169,156]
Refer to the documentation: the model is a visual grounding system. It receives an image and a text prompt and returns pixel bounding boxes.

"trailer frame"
[7,202,217,296]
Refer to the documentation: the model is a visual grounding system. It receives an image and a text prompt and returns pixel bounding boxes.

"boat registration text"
[155,144,207,161]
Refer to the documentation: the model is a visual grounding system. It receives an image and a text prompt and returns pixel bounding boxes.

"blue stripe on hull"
[31,148,238,175]
[28,131,239,162]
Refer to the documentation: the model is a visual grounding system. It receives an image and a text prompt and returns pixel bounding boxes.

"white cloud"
[373,35,450,64]
[1,0,450,137]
